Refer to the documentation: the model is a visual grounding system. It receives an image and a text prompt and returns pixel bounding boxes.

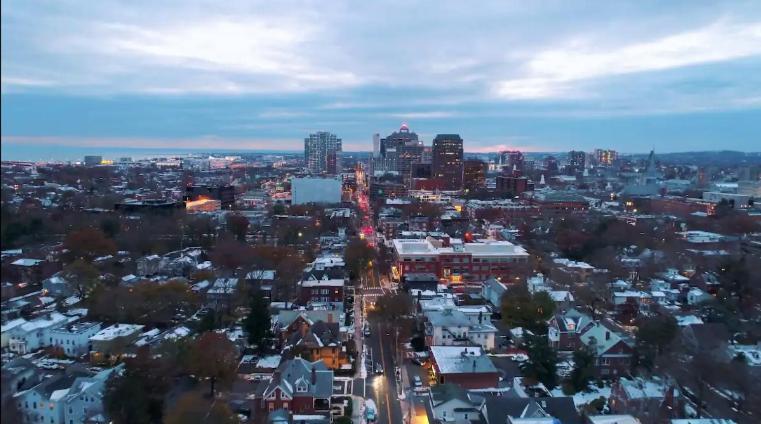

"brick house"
[429,346,500,389]
[256,358,333,417]
[579,322,635,377]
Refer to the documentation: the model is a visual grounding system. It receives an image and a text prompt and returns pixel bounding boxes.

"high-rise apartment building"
[595,149,618,166]
[432,134,464,190]
[372,133,380,158]
[568,150,586,173]
[305,131,342,175]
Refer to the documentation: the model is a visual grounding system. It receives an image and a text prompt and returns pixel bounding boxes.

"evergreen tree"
[244,292,271,350]
[523,334,558,389]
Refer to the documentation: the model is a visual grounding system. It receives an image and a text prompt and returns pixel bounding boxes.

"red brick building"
[429,346,500,389]
[391,237,529,282]
[257,358,333,416]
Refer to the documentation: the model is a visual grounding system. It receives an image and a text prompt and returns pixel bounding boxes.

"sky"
[2,0,761,156]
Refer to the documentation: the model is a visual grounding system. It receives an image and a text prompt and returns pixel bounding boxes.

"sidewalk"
[351,395,366,424]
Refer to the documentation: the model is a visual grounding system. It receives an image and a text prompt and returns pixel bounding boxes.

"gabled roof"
[481,396,581,424]
[262,358,333,400]
[579,322,633,356]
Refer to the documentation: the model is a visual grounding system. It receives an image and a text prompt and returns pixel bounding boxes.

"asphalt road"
[364,320,404,424]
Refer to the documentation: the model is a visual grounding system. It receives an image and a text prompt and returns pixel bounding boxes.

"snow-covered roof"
[430,346,497,375]
[89,324,144,341]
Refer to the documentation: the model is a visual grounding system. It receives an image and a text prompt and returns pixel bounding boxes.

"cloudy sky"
[2,0,760,154]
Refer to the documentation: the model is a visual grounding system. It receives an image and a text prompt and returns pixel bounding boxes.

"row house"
[14,365,122,424]
[5,312,81,355]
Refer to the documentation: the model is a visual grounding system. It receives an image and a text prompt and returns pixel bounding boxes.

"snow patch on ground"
[551,385,612,408]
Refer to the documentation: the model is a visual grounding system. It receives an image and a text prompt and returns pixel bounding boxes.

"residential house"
[681,323,730,360]
[424,307,497,351]
[256,358,334,416]
[579,322,635,377]
[42,274,73,298]
[283,319,348,370]
[205,278,240,310]
[48,321,102,357]
[89,324,144,362]
[481,277,507,310]
[14,365,123,424]
[480,396,582,424]
[6,312,78,354]
[609,377,682,423]
[547,308,594,351]
[429,384,480,422]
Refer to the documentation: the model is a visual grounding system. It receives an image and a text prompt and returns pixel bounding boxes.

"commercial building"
[372,133,380,158]
[291,177,342,205]
[185,184,236,209]
[305,131,342,175]
[432,134,464,190]
[495,175,533,196]
[377,123,423,187]
[429,346,500,389]
[568,150,586,173]
[185,198,221,212]
[391,236,529,282]
[463,160,487,191]
[83,155,102,166]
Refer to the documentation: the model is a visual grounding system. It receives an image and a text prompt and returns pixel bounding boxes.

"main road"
[364,319,405,424]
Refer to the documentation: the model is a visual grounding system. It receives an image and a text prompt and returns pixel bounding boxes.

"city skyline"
[2,1,761,155]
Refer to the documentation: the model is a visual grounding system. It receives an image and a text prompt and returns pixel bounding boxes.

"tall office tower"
[432,134,464,190]
[568,150,586,173]
[372,133,380,158]
[595,149,618,166]
[463,159,487,191]
[422,146,432,164]
[380,123,423,186]
[304,131,342,175]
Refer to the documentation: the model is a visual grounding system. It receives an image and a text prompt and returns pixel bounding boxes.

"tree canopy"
[501,284,556,334]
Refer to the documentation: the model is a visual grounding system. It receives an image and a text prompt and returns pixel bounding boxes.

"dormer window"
[297,382,308,393]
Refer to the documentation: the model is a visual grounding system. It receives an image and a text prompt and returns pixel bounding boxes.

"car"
[374,363,384,374]
[413,375,422,387]
[363,327,371,337]
[365,399,377,422]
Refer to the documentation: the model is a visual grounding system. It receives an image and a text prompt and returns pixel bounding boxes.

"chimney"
[605,331,611,341]
[311,366,317,385]
[472,359,477,372]
[442,236,451,247]
[478,311,483,324]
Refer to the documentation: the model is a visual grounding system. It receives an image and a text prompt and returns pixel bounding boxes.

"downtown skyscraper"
[305,131,342,175]
[432,134,464,190]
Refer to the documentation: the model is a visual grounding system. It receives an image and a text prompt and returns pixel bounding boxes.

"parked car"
[413,375,422,387]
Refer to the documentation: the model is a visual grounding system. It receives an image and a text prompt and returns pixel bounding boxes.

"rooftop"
[89,324,144,341]
[430,346,498,374]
